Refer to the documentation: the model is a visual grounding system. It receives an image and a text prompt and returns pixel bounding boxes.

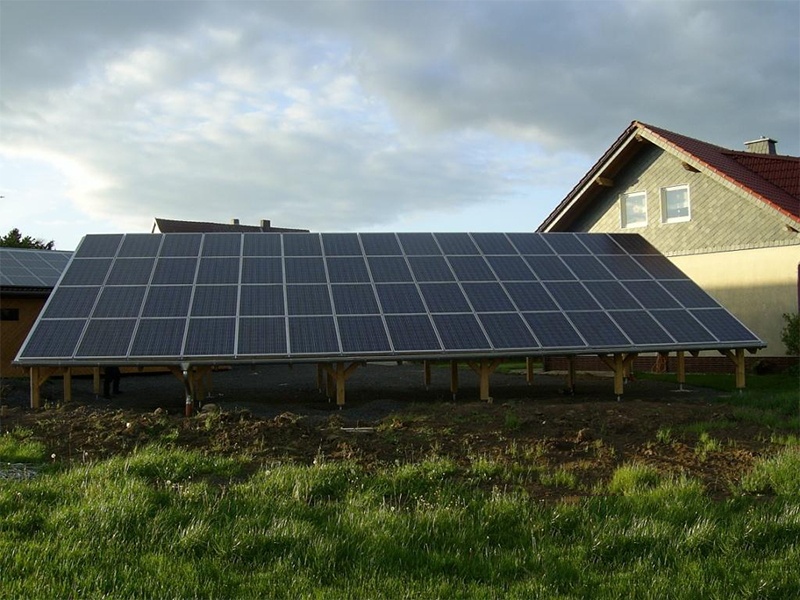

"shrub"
[780,312,799,356]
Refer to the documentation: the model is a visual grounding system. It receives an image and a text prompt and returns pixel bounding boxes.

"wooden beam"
[525,357,534,385]
[92,367,101,395]
[29,366,60,409]
[681,161,700,173]
[677,350,686,389]
[595,176,614,187]
[566,356,576,393]
[613,354,625,396]
[62,368,72,404]
[423,360,432,389]
[322,362,361,406]
[467,358,502,402]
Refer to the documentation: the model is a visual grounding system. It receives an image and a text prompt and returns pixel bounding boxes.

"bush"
[780,313,799,356]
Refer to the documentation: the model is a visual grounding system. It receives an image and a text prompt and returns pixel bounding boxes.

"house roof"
[0,247,72,294]
[539,121,800,231]
[153,217,308,234]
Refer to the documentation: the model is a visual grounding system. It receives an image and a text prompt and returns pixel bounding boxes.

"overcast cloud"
[1,0,798,250]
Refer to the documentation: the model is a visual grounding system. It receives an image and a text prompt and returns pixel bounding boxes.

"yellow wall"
[670,245,800,356]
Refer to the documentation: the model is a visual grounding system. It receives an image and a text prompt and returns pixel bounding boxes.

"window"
[620,192,647,228]
[0,308,20,321]
[661,185,691,223]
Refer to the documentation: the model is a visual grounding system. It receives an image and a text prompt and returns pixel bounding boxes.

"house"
[539,120,800,368]
[152,217,308,234]
[0,247,72,378]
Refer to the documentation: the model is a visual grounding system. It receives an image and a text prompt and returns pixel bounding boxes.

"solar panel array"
[0,248,72,288]
[15,232,763,364]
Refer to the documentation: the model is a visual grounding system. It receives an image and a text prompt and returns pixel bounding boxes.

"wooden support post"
[450,360,459,399]
[613,353,624,397]
[92,367,101,395]
[566,356,576,394]
[467,358,502,402]
[322,362,361,407]
[326,368,334,399]
[423,360,432,390]
[526,357,534,385]
[677,350,686,390]
[30,366,41,409]
[719,349,747,390]
[63,368,72,403]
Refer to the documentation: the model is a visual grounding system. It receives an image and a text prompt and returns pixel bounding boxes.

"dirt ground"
[0,363,782,499]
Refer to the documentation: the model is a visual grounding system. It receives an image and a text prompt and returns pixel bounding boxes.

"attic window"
[661,185,691,223]
[620,192,647,228]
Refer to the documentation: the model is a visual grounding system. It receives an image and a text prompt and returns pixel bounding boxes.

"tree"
[0,228,55,250]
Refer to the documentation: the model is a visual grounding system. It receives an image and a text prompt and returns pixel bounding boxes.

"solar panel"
[0,248,72,288]
[16,232,765,366]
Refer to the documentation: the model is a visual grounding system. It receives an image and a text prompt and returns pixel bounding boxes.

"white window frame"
[620,191,647,229]
[661,185,691,223]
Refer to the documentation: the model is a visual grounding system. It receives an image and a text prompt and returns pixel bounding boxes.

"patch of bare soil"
[0,364,780,500]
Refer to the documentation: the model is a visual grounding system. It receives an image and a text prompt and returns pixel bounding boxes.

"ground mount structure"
[15,232,764,412]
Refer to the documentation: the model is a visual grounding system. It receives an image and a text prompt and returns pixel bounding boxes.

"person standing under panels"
[103,366,122,399]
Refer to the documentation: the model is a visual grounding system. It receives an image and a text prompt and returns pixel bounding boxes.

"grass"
[1,441,799,598]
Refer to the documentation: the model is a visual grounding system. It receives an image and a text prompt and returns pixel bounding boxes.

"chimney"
[231,218,240,225]
[744,137,777,155]
[260,219,271,231]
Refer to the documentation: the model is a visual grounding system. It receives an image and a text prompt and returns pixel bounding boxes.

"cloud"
[0,0,797,249]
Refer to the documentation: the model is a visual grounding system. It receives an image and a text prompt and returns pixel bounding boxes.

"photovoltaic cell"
[568,312,630,347]
[561,255,613,280]
[524,256,575,280]
[322,233,362,256]
[238,318,287,355]
[546,282,601,311]
[610,311,674,345]
[93,286,146,318]
[385,315,441,351]
[478,313,539,350]
[583,281,641,310]
[76,319,137,357]
[660,280,720,308]
[190,286,238,316]
[202,233,242,257]
[331,285,380,315]
[131,318,186,356]
[408,256,455,282]
[574,233,626,255]
[19,320,85,358]
[609,234,660,254]
[285,257,327,284]
[286,285,332,315]
[160,234,202,257]
[338,316,391,353]
[239,285,285,316]
[650,310,715,344]
[545,234,591,255]
[360,233,402,255]
[75,234,121,258]
[326,257,370,283]
[507,233,553,254]
[504,282,558,311]
[59,259,112,285]
[368,256,413,282]
[118,234,162,257]
[432,314,490,350]
[447,256,496,281]
[142,286,192,318]
[597,255,651,280]
[523,312,585,348]
[283,234,322,256]
[106,258,155,285]
[471,233,516,255]
[486,256,536,281]
[420,283,471,313]
[243,233,282,257]
[289,316,339,354]
[196,257,240,284]
[185,318,236,355]
[152,258,198,285]
[43,287,100,318]
[462,282,515,312]
[241,257,283,284]
[623,280,681,309]
[690,309,761,343]
[435,233,478,255]
[398,233,441,255]
[376,284,426,314]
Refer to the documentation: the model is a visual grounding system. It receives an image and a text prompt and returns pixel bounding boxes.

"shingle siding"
[573,145,798,256]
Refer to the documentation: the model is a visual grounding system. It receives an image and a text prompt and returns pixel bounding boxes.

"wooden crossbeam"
[597,353,638,396]
[525,357,534,385]
[720,349,746,389]
[322,362,361,406]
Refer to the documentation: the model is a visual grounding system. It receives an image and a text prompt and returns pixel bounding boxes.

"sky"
[1,1,798,251]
